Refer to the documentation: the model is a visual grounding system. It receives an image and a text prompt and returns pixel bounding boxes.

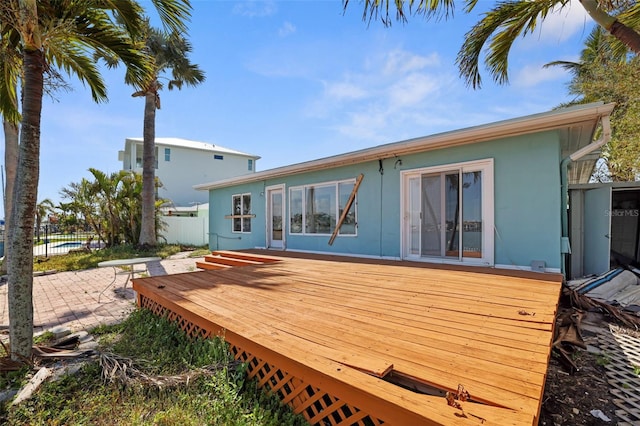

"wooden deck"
[132,250,563,425]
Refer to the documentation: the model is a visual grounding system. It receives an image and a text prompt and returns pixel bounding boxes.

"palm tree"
[1,0,191,361]
[544,26,624,81]
[345,0,640,88]
[0,18,22,275]
[546,26,640,181]
[128,23,205,248]
[34,198,54,243]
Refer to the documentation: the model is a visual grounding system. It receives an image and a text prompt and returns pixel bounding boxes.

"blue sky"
[2,0,595,217]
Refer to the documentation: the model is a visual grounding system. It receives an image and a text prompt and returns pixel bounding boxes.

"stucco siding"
[157,146,253,206]
[207,131,563,270]
[122,138,256,207]
[491,132,562,269]
[208,182,266,250]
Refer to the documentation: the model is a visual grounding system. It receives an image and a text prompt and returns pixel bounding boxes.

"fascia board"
[194,102,615,191]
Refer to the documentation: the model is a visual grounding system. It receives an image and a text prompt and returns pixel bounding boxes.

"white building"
[120,137,260,207]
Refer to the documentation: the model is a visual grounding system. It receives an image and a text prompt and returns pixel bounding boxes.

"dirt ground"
[539,309,621,425]
[540,349,618,425]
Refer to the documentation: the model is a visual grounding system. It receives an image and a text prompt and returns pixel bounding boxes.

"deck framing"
[133,251,562,425]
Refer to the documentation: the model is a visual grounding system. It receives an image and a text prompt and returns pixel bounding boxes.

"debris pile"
[566,265,640,329]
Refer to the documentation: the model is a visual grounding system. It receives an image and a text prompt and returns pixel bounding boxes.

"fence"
[28,217,208,258]
[161,216,208,247]
[33,225,102,257]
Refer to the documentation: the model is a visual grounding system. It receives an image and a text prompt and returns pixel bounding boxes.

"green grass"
[1,309,307,425]
[31,244,193,273]
[596,352,611,367]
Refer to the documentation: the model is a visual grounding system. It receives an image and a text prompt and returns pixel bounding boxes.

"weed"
[0,366,30,392]
[1,308,307,425]
[33,331,55,345]
[32,244,183,273]
[633,365,640,376]
[188,247,211,257]
[596,352,611,366]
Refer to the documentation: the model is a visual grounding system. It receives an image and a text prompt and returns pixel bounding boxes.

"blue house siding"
[491,132,562,270]
[207,130,563,271]
[208,182,267,251]
[196,103,614,274]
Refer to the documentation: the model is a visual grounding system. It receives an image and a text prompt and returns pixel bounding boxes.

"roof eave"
[194,102,615,191]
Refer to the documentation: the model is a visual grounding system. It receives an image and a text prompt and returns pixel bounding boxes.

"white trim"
[231,192,252,234]
[194,102,614,191]
[495,264,561,274]
[265,184,286,249]
[276,249,560,273]
[281,248,402,262]
[288,177,358,238]
[400,159,494,266]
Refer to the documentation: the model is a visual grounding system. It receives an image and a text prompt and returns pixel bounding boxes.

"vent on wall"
[531,260,546,273]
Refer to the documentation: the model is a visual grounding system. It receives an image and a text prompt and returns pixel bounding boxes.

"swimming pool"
[53,242,83,248]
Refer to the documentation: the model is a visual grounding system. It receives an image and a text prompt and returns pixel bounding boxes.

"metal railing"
[33,224,103,257]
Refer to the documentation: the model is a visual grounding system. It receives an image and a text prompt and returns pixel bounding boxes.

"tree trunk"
[8,47,44,360]
[2,120,19,276]
[609,21,640,54]
[138,90,157,247]
[579,0,640,54]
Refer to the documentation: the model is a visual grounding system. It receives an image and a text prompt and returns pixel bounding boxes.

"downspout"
[560,115,611,276]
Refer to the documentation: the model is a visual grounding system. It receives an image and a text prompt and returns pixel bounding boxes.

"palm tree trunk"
[139,90,157,247]
[8,47,44,360]
[579,0,640,53]
[2,119,19,275]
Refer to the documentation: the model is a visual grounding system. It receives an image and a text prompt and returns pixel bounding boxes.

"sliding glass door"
[402,160,493,265]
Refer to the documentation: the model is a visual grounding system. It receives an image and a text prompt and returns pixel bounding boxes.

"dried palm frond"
[99,352,241,389]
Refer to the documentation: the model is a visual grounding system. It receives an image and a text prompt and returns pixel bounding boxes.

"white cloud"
[310,48,453,142]
[526,0,591,45]
[513,62,570,88]
[278,21,296,37]
[388,73,439,108]
[232,1,277,18]
[334,108,390,142]
[382,50,440,75]
[324,81,368,101]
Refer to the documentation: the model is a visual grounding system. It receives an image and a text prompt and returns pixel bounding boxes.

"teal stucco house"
[195,102,615,276]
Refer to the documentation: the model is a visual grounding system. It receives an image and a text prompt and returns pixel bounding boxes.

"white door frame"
[265,184,285,249]
[400,159,494,266]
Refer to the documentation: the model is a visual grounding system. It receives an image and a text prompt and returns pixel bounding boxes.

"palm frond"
[617,1,640,28]
[343,0,456,26]
[128,23,204,94]
[543,60,581,71]
[456,0,569,88]
[45,42,107,103]
[94,0,146,38]
[150,0,192,33]
[0,32,21,123]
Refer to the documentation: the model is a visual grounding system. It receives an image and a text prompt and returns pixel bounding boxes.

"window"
[290,179,357,236]
[248,159,253,171]
[214,154,224,160]
[402,159,493,265]
[232,193,251,233]
[135,145,158,168]
[164,148,171,162]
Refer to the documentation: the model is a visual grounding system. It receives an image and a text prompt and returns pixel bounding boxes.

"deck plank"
[148,273,545,413]
[133,251,561,425]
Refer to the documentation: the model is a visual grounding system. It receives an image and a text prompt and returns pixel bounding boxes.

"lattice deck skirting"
[598,325,640,426]
[134,250,561,425]
[139,294,384,426]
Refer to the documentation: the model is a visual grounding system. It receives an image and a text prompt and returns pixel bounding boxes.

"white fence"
[161,216,209,246]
